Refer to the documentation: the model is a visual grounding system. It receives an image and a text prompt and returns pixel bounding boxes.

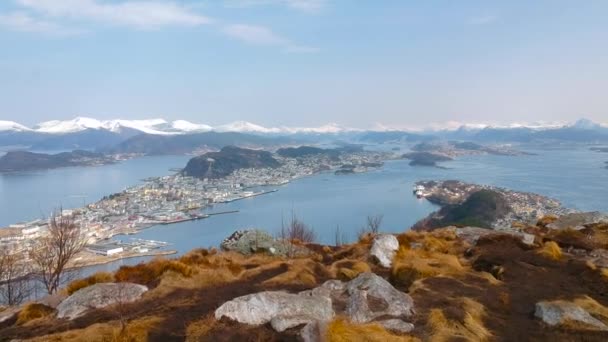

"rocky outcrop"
[535,301,608,330]
[215,273,415,336]
[214,291,333,331]
[370,234,399,268]
[451,226,535,246]
[546,212,608,230]
[57,283,148,320]
[220,229,309,257]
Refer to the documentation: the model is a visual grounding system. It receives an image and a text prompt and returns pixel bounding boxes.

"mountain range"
[1,117,607,152]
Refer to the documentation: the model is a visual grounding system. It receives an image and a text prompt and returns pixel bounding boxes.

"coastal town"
[413,179,574,228]
[0,148,392,274]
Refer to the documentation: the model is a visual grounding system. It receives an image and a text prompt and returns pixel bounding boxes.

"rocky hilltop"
[182,146,280,179]
[2,207,608,341]
[413,180,571,230]
[0,150,114,172]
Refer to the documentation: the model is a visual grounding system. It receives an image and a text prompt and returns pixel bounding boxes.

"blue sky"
[0,0,607,129]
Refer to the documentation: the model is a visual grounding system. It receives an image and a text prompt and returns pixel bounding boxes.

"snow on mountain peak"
[0,120,32,132]
[171,120,212,132]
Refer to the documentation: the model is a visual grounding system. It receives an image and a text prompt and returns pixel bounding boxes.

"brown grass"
[426,297,491,342]
[573,296,608,324]
[66,272,114,295]
[16,303,55,325]
[262,259,329,287]
[390,247,464,289]
[26,316,163,342]
[538,241,562,260]
[326,317,420,342]
[114,258,193,286]
[185,314,217,342]
[330,259,371,281]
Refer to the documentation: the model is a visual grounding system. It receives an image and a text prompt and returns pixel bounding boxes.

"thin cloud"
[222,23,318,53]
[225,0,327,13]
[15,0,211,29]
[1,0,317,53]
[222,24,288,45]
[0,11,80,36]
[469,14,497,25]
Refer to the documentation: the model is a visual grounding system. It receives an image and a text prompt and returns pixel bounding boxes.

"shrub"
[67,272,114,295]
[16,303,55,324]
[326,317,419,342]
[538,241,562,260]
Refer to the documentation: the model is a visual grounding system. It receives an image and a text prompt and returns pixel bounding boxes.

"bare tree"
[0,248,32,306]
[334,225,347,247]
[284,212,316,243]
[365,214,384,235]
[30,211,86,294]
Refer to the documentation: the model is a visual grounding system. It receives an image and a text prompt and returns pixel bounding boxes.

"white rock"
[535,301,608,330]
[215,291,334,327]
[370,234,399,268]
[57,283,148,320]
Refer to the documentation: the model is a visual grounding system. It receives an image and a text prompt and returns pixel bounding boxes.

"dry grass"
[427,297,491,342]
[185,315,217,342]
[326,317,420,342]
[538,241,562,260]
[601,268,608,280]
[16,303,55,325]
[66,272,114,295]
[391,247,464,289]
[25,316,162,342]
[114,258,193,286]
[329,259,371,281]
[573,296,608,324]
[263,259,329,287]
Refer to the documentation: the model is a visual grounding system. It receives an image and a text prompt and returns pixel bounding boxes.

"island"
[0,150,115,172]
[590,147,608,153]
[412,141,530,157]
[402,151,452,168]
[412,180,571,229]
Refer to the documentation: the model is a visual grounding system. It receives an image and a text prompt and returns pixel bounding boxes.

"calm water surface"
[1,147,607,275]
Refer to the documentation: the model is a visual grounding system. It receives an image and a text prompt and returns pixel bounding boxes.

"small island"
[590,147,608,153]
[402,151,452,168]
[0,150,115,172]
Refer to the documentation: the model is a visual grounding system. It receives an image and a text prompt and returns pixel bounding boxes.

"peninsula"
[0,150,115,172]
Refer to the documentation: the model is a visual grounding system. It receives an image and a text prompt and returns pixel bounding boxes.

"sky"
[0,0,607,129]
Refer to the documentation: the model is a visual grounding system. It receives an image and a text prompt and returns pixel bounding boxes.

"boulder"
[535,301,608,330]
[220,229,309,257]
[57,283,148,320]
[215,273,415,335]
[370,234,399,268]
[344,272,415,323]
[546,212,608,230]
[215,291,334,330]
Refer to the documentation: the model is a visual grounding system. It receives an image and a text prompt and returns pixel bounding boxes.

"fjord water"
[1,147,607,257]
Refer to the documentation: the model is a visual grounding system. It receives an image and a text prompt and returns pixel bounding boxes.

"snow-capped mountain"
[0,120,32,132]
[35,117,174,135]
